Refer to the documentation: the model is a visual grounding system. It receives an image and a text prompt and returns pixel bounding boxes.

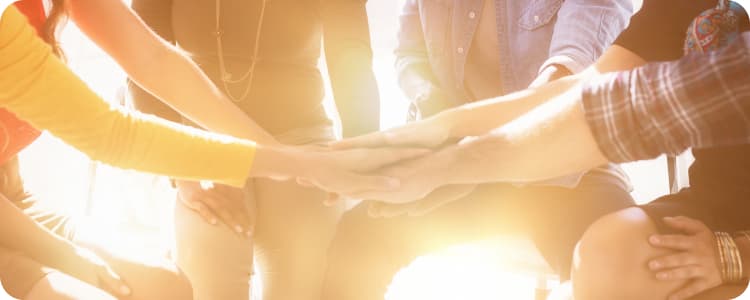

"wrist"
[434,105,470,139]
[716,232,744,283]
[734,231,750,279]
[250,144,299,179]
[425,144,467,186]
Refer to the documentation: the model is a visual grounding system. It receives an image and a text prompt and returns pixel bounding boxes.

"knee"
[98,253,193,300]
[572,207,679,300]
[155,267,193,300]
[129,264,193,300]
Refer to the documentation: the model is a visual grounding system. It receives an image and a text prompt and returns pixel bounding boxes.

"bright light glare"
[386,240,549,300]
[13,1,746,300]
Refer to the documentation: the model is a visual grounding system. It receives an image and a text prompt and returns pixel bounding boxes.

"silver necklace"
[214,0,268,102]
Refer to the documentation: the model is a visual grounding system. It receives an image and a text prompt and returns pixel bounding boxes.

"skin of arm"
[351,84,609,203]
[0,194,131,296]
[336,45,648,151]
[322,0,380,138]
[440,45,647,139]
[66,0,278,145]
[334,46,650,203]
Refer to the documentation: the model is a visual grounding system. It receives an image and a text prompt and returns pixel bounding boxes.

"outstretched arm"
[435,34,750,185]
[335,43,649,151]
[347,35,750,203]
[0,194,131,298]
[67,0,277,144]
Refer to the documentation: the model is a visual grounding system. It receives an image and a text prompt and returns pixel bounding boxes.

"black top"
[129,0,380,137]
[614,0,750,205]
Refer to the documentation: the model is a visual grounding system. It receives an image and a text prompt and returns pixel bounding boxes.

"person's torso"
[416,0,565,103]
[169,0,331,134]
[464,0,503,101]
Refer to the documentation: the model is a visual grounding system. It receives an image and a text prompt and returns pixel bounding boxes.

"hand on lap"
[176,180,254,238]
[648,216,723,300]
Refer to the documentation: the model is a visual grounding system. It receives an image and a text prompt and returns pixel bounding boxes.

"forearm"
[126,50,276,144]
[0,195,76,273]
[439,70,595,139]
[735,234,750,280]
[0,11,255,187]
[437,84,608,185]
[68,0,277,145]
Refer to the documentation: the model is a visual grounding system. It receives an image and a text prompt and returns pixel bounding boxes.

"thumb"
[410,185,475,216]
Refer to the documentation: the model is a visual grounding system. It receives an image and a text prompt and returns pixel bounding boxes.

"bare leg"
[90,246,193,300]
[1,245,192,300]
[572,207,746,300]
[252,178,345,300]
[24,271,116,300]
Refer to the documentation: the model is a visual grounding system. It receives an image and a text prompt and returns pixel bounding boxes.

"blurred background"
[7,0,744,299]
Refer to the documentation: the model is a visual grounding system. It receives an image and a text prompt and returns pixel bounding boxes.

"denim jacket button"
[468,11,476,19]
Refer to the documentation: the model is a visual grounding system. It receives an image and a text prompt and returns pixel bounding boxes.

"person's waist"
[192,55,320,72]
[584,164,633,192]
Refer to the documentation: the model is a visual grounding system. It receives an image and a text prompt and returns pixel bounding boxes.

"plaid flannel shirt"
[581,32,750,163]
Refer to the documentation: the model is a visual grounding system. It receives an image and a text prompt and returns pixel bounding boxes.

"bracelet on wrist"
[715,232,743,283]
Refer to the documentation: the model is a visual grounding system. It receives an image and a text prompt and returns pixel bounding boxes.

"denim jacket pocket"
[518,0,564,30]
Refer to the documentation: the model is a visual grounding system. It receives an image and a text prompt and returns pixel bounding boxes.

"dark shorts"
[639,187,748,234]
[0,156,76,298]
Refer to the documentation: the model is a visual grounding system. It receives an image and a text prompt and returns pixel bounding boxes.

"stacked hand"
[328,113,476,216]
[250,111,470,217]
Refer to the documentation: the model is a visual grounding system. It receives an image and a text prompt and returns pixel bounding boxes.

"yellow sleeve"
[0,6,255,187]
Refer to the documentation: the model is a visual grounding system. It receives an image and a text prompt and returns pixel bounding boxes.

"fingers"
[353,148,431,172]
[323,193,342,207]
[180,196,218,225]
[410,185,476,216]
[200,196,251,238]
[367,201,416,218]
[320,173,401,197]
[296,177,317,188]
[662,216,707,235]
[95,263,131,297]
[650,234,696,251]
[332,120,448,150]
[654,266,704,281]
[332,131,390,149]
[667,279,714,300]
[649,253,699,271]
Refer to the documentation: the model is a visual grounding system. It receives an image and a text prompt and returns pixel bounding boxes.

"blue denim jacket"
[396,0,633,103]
[395,0,634,189]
